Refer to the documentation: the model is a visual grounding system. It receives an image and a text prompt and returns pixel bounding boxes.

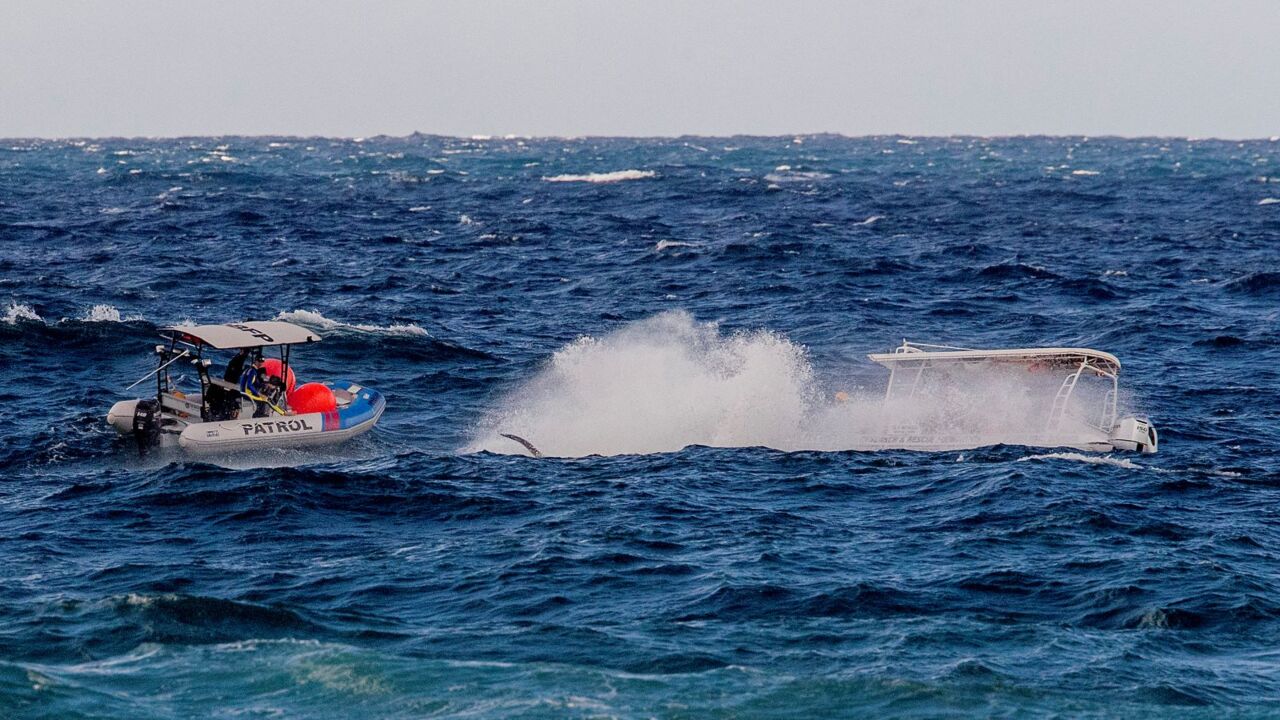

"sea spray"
[3,303,42,324]
[468,311,816,456]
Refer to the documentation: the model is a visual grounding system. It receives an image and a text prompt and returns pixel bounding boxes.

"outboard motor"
[132,399,162,455]
[1109,416,1158,454]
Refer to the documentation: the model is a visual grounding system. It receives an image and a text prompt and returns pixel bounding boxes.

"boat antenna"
[125,350,189,390]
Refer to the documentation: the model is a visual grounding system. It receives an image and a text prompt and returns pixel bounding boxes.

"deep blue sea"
[1,135,1278,718]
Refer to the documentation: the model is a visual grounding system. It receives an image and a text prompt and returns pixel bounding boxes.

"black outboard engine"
[132,399,162,455]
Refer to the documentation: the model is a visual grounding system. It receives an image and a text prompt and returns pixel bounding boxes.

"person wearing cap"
[238,355,272,418]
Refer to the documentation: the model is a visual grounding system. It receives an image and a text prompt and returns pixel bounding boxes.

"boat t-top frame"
[867,340,1122,433]
[146,321,321,426]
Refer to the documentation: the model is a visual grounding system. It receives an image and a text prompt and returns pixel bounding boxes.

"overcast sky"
[3,0,1278,138]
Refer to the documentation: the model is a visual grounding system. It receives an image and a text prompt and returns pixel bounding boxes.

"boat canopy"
[867,341,1120,374]
[162,321,322,349]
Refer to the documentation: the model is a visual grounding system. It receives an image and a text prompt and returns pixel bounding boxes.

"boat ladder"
[1046,365,1084,431]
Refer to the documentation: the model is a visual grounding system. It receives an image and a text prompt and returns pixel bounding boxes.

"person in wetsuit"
[239,355,272,418]
[224,348,250,384]
[210,348,252,420]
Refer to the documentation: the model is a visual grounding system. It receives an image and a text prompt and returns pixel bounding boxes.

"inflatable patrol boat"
[107,321,385,454]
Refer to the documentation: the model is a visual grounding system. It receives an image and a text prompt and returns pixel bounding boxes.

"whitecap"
[1258,197,1280,205]
[543,170,656,183]
[654,240,697,252]
[79,304,141,322]
[763,167,831,183]
[274,309,430,337]
[3,303,42,324]
[856,215,884,226]
[1071,169,1101,176]
[1018,452,1140,470]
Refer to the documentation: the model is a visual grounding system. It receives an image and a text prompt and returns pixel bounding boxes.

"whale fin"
[500,433,543,458]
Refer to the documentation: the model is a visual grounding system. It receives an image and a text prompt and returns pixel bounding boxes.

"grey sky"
[3,0,1278,138]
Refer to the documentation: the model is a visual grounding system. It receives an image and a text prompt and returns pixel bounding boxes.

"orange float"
[288,382,336,414]
[262,357,297,393]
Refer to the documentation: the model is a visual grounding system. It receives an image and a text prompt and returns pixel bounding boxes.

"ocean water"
[1,135,1278,718]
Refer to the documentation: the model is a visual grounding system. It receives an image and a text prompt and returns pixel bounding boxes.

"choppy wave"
[3,302,41,324]
[1018,451,1142,469]
[763,165,832,182]
[274,309,430,337]
[79,304,144,322]
[543,169,656,183]
[654,239,698,252]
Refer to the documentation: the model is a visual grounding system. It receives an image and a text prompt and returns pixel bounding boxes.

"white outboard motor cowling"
[1110,416,1158,454]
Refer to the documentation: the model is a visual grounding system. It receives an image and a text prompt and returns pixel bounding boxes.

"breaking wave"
[1018,452,1142,470]
[274,309,430,337]
[763,165,832,183]
[543,170,656,183]
[3,302,41,324]
[79,304,144,322]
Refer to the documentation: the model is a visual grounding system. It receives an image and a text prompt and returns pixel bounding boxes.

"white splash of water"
[79,304,142,322]
[466,311,1114,458]
[1018,452,1141,470]
[3,303,42,324]
[543,170,656,183]
[275,309,429,337]
[654,240,697,252]
[467,312,813,457]
[763,166,832,183]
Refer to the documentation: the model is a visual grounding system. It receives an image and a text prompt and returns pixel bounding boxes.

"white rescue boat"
[861,341,1157,454]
